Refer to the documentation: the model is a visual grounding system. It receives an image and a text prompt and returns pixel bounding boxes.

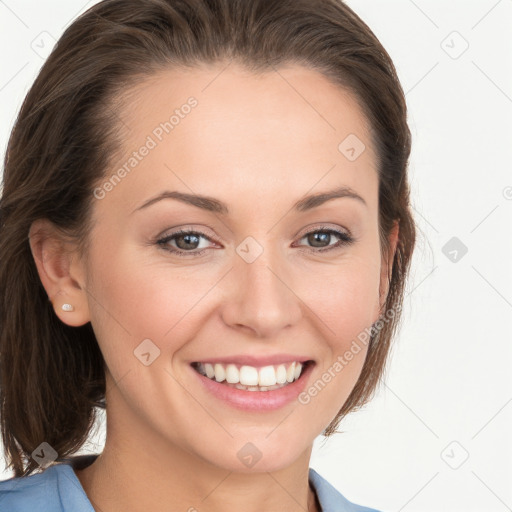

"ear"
[28,218,91,327]
[377,219,400,316]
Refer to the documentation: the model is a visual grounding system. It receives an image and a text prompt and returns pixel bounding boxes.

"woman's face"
[76,62,394,472]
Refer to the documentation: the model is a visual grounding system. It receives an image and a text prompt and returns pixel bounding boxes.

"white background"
[1,1,512,511]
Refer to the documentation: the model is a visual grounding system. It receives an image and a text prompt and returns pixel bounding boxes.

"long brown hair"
[0,0,416,477]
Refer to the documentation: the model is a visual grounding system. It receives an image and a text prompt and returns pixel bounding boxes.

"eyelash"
[155,226,355,258]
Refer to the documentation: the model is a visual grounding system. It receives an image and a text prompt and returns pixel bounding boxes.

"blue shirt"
[0,454,382,511]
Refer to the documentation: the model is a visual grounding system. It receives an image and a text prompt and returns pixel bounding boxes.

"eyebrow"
[131,185,367,215]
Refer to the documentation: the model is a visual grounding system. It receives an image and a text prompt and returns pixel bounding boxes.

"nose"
[220,243,303,339]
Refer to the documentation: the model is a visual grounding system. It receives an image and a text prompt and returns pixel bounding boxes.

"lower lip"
[191,362,315,411]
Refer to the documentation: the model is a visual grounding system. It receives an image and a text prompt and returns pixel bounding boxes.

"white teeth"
[294,362,302,380]
[239,365,259,386]
[258,365,277,386]
[286,362,296,383]
[214,363,225,382]
[204,363,215,379]
[231,382,287,392]
[195,360,309,389]
[225,364,239,384]
[276,364,287,384]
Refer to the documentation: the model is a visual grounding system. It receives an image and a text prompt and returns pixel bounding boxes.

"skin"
[29,62,398,512]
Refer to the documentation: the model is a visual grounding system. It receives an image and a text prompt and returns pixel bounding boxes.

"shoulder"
[0,463,63,512]
[0,462,92,512]
[309,468,383,512]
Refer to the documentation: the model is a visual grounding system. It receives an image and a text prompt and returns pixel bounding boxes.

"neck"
[75,395,320,512]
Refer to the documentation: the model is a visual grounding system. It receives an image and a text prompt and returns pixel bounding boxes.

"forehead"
[100,62,378,216]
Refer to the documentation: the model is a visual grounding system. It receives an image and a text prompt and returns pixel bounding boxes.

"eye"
[156,229,217,257]
[294,226,355,253]
[155,225,355,257]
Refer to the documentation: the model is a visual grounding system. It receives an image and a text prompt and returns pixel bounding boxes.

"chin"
[194,430,312,474]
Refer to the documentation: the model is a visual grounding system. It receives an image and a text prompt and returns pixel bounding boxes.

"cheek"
[301,254,381,341]
[85,234,223,374]
[294,255,380,413]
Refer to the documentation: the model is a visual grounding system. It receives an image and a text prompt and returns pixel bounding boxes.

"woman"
[0,0,416,510]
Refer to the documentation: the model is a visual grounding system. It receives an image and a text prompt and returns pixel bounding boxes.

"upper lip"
[191,354,314,367]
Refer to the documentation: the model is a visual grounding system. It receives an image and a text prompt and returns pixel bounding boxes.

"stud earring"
[61,303,74,312]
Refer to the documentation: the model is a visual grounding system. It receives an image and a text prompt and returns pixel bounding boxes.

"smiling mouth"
[191,360,314,391]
